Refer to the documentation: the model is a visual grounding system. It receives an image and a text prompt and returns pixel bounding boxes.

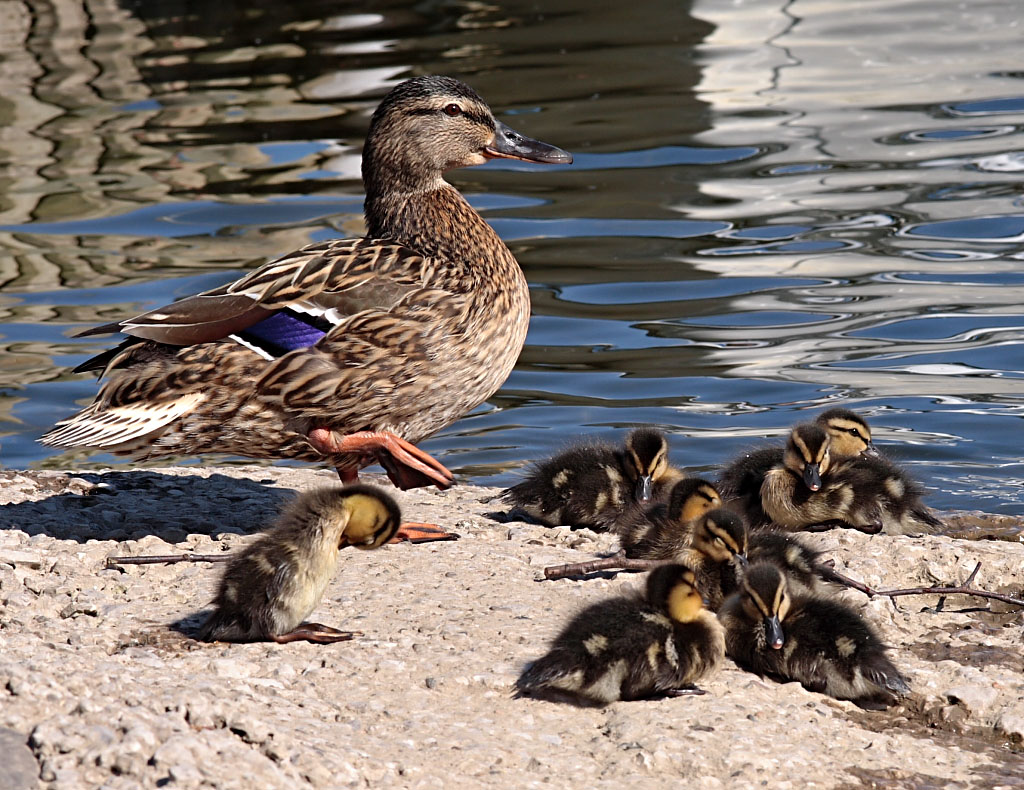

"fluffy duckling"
[719,408,875,528]
[515,563,725,705]
[198,484,401,643]
[718,563,910,708]
[745,531,834,596]
[761,423,941,534]
[619,477,723,557]
[503,428,684,530]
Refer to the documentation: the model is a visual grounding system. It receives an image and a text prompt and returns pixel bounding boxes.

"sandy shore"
[0,465,1022,789]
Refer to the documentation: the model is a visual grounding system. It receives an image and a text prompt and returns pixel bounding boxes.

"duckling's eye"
[443,103,462,117]
[848,428,862,439]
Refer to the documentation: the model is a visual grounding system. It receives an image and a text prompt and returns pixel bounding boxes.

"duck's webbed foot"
[391,522,460,544]
[270,623,362,644]
[309,428,455,490]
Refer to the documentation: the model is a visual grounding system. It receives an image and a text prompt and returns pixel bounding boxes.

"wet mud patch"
[908,627,1024,673]
[939,511,1024,542]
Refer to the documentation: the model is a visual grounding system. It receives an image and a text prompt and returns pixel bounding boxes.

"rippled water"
[1,0,1023,516]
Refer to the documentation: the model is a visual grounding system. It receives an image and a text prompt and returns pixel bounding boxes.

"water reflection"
[0,0,1022,519]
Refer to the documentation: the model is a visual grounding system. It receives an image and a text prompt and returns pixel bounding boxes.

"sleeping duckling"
[761,423,941,534]
[619,477,723,557]
[515,563,725,705]
[745,531,834,596]
[198,484,400,643]
[718,563,910,708]
[719,408,875,528]
[503,428,684,530]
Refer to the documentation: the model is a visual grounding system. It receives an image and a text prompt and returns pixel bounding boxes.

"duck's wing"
[77,237,428,347]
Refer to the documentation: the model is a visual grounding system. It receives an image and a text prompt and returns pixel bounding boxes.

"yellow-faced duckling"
[618,477,722,555]
[503,428,684,530]
[718,563,910,709]
[719,408,875,528]
[761,423,941,534]
[42,76,571,494]
[515,563,724,705]
[198,485,400,644]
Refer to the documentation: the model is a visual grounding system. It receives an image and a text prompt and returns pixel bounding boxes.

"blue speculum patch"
[239,310,329,357]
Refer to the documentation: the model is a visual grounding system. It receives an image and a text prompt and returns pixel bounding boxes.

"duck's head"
[665,477,723,525]
[784,423,832,492]
[690,507,748,566]
[362,75,571,195]
[647,564,706,624]
[312,484,402,550]
[738,563,790,650]
[817,408,875,458]
[625,428,675,502]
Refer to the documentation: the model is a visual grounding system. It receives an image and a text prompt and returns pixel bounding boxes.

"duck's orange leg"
[310,428,454,491]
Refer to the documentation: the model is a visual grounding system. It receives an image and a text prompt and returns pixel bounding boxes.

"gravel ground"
[0,465,1022,789]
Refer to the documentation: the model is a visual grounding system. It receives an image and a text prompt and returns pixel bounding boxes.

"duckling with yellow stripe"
[718,563,910,708]
[503,428,684,530]
[515,563,724,705]
[198,484,400,644]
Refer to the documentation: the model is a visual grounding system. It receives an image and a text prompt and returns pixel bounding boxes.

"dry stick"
[105,554,231,568]
[872,561,1024,609]
[543,551,672,581]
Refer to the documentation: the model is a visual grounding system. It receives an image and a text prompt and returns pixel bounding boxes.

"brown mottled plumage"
[41,76,571,490]
[515,564,724,705]
[718,563,910,708]
[198,484,401,643]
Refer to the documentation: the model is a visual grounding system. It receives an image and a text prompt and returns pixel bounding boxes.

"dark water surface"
[1,0,1023,515]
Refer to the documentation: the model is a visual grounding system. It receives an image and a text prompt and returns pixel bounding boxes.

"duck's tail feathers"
[39,392,206,449]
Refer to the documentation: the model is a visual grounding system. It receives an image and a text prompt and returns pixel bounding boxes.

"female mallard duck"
[502,428,684,530]
[718,563,910,708]
[761,423,940,534]
[719,408,875,528]
[41,76,571,495]
[198,484,401,643]
[515,563,724,705]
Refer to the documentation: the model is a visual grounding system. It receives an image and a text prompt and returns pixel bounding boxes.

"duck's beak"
[635,474,654,503]
[735,552,749,569]
[483,120,573,165]
[802,463,822,492]
[863,442,879,458]
[764,615,785,650]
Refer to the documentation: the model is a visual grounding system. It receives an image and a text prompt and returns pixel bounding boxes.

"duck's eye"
[443,103,462,117]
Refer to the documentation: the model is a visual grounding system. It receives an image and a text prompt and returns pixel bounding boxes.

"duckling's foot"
[271,623,362,644]
[309,429,455,490]
[391,522,460,544]
[664,686,707,697]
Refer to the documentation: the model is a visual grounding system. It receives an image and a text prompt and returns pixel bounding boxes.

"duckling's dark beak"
[765,615,785,650]
[735,552,749,569]
[802,463,822,491]
[635,474,654,503]
[483,120,573,165]
[863,442,879,458]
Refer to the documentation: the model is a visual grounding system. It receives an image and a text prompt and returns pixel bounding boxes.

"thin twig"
[815,561,879,597]
[105,554,232,568]
[873,562,1024,609]
[543,551,672,581]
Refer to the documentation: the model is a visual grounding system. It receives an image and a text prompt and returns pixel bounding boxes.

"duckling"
[744,531,833,596]
[198,484,400,643]
[718,563,910,708]
[515,563,724,705]
[502,428,684,530]
[618,477,723,557]
[719,408,875,528]
[761,423,941,534]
